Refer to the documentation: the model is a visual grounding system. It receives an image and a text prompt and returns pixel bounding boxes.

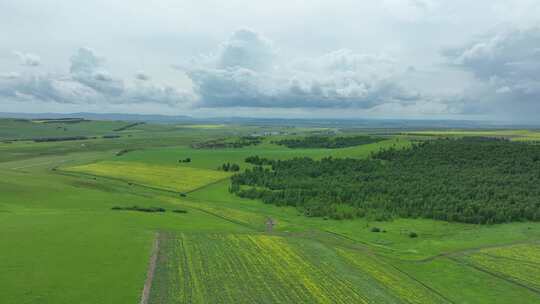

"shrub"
[371,227,381,232]
[111,206,166,213]
[172,209,188,214]
[409,232,418,238]
[220,163,240,172]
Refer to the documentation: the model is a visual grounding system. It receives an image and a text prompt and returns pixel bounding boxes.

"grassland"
[0,118,128,140]
[113,136,409,170]
[1,118,540,303]
[402,129,540,141]
[457,243,540,291]
[65,161,230,192]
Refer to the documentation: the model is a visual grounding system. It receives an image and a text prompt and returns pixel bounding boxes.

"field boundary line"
[140,232,160,304]
[320,230,455,303]
[185,176,231,194]
[449,256,540,296]
[480,252,540,267]
[383,259,456,303]
[416,239,540,263]
[55,169,260,231]
[56,167,230,196]
[54,169,183,194]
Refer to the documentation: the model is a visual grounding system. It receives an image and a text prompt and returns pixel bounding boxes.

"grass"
[336,249,448,303]
[65,161,230,192]
[458,244,540,291]
[0,164,248,304]
[402,129,540,141]
[0,118,128,140]
[186,179,540,260]
[113,137,410,170]
[150,233,402,304]
[396,257,540,303]
[2,120,540,303]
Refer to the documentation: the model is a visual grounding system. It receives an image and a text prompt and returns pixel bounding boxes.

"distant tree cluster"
[245,155,275,166]
[116,149,133,156]
[179,157,191,163]
[37,118,86,124]
[273,135,383,149]
[192,136,262,149]
[113,122,145,132]
[33,136,91,143]
[220,163,240,172]
[111,206,188,214]
[231,138,540,224]
[103,135,121,139]
[111,206,166,213]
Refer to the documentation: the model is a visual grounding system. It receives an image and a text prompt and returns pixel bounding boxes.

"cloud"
[135,71,150,81]
[0,48,194,107]
[446,28,540,81]
[184,29,439,111]
[69,48,124,97]
[124,82,194,105]
[0,73,100,104]
[443,27,540,119]
[217,29,275,71]
[13,51,41,67]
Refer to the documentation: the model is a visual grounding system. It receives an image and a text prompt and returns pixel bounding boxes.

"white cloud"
[13,51,41,67]
[217,29,276,71]
[183,29,444,112]
[69,48,124,97]
[3,1,540,119]
[0,48,195,108]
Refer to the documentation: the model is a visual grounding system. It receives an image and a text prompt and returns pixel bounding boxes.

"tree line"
[231,137,540,224]
[192,136,262,149]
[273,135,383,149]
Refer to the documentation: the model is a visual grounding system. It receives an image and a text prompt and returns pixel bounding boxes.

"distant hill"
[0,112,193,123]
[1,112,539,129]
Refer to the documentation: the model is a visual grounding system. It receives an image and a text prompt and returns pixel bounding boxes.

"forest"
[192,136,262,149]
[231,137,540,224]
[273,135,383,149]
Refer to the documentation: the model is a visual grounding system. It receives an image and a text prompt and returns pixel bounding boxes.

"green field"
[1,118,540,303]
[402,129,540,141]
[66,161,230,192]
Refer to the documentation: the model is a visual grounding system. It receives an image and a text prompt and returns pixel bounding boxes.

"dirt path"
[140,233,160,304]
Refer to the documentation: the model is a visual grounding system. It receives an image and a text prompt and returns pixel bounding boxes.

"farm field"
[150,233,393,304]
[1,118,540,303]
[65,161,230,192]
[111,137,409,171]
[402,129,540,141]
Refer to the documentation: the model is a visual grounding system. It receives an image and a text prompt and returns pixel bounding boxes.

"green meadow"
[1,119,540,303]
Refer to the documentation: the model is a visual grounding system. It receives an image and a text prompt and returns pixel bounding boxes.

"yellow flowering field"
[149,233,421,304]
[66,161,230,192]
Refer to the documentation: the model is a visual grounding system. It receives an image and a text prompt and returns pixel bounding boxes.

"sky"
[1,0,540,121]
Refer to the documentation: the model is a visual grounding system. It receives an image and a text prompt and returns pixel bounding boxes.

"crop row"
[174,233,370,303]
